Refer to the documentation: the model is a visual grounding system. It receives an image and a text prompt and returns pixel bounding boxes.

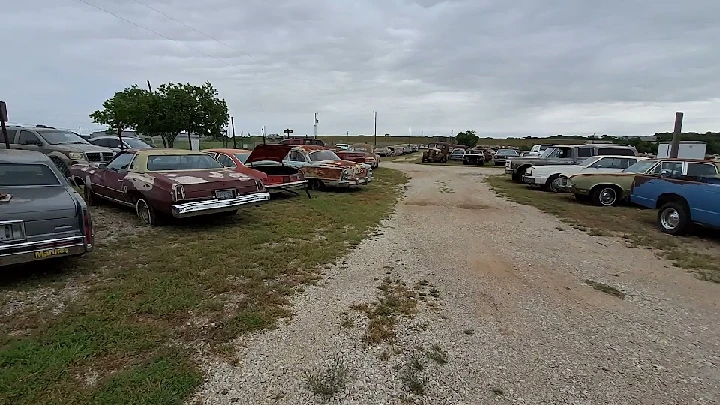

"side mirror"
[660,169,670,178]
[97,163,107,169]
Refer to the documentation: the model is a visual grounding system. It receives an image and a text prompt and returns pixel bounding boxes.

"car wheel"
[50,156,71,178]
[309,179,325,191]
[462,160,468,165]
[547,175,562,193]
[135,198,159,226]
[84,185,96,206]
[478,160,485,166]
[590,186,619,206]
[658,202,691,235]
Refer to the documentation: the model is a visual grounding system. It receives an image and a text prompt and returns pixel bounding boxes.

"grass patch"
[0,168,406,405]
[584,280,626,299]
[486,175,720,283]
[304,354,350,400]
[350,277,419,345]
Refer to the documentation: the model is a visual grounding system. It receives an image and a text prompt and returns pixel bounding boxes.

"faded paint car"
[204,146,308,196]
[567,158,719,206]
[0,150,93,266]
[283,145,372,189]
[71,149,270,225]
[523,155,648,192]
[422,142,452,163]
[350,144,380,168]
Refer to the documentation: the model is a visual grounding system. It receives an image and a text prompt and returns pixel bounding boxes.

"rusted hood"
[246,144,293,164]
[312,159,360,169]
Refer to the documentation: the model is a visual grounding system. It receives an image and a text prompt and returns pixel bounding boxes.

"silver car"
[0,150,93,267]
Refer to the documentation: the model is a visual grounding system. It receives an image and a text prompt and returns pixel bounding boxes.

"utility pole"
[346,130,349,137]
[669,112,683,158]
[373,111,377,146]
[231,116,237,149]
[0,101,9,149]
[314,112,318,139]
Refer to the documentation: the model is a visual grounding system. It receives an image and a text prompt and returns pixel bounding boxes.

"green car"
[567,159,719,206]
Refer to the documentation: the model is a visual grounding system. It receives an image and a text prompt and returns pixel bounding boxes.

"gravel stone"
[191,163,720,404]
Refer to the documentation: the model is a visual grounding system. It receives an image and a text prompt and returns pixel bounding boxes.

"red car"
[70,149,270,225]
[204,146,308,196]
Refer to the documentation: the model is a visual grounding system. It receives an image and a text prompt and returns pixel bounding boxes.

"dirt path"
[192,163,720,404]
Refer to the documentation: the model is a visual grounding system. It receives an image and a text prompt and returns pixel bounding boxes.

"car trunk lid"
[0,186,80,240]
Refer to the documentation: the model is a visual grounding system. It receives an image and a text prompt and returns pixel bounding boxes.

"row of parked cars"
[0,129,375,268]
[503,143,720,235]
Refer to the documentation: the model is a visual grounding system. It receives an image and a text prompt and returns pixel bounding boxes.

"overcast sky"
[3,0,719,137]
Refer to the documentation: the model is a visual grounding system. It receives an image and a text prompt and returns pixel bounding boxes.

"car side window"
[576,148,593,158]
[654,161,683,177]
[4,129,17,142]
[217,154,236,168]
[106,153,135,171]
[592,158,632,169]
[18,130,42,146]
[289,151,305,162]
[205,152,218,159]
[686,163,718,177]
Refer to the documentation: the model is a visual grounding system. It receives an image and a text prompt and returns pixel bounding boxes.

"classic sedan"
[568,158,719,206]
[523,155,648,192]
[71,149,270,225]
[204,146,308,196]
[0,150,93,266]
[283,146,372,189]
[89,135,154,153]
[350,144,380,168]
[492,149,521,166]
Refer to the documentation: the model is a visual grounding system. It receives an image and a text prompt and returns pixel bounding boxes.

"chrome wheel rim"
[599,188,616,205]
[550,178,563,192]
[660,208,680,230]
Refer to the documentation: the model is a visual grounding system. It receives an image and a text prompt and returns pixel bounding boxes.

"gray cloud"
[2,0,719,136]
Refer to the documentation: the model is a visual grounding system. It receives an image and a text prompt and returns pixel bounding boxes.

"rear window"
[687,163,718,176]
[597,147,635,156]
[0,163,60,186]
[147,154,223,171]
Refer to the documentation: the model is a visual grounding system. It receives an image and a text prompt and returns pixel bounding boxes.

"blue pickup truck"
[630,169,720,235]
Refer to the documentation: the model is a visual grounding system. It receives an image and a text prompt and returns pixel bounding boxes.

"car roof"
[135,149,208,156]
[293,145,326,152]
[592,155,648,159]
[203,148,252,153]
[0,149,52,164]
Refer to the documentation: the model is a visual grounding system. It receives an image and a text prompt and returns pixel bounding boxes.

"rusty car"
[421,142,452,163]
[0,150,93,266]
[204,146,308,196]
[350,144,380,168]
[283,145,372,190]
[70,149,270,225]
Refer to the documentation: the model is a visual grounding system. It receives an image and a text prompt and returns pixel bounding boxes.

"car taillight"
[172,184,185,202]
[83,209,93,246]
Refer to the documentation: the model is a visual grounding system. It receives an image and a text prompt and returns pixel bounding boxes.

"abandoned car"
[422,142,452,163]
[283,145,372,189]
[522,155,648,192]
[71,149,270,225]
[204,146,308,195]
[0,150,93,266]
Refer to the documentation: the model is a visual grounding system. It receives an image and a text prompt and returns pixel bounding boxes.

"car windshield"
[497,149,518,156]
[37,130,89,145]
[623,160,657,173]
[146,154,223,171]
[582,157,602,166]
[539,145,550,151]
[0,163,60,186]
[353,147,369,152]
[124,138,153,148]
[309,150,340,161]
[234,153,250,163]
[540,148,557,158]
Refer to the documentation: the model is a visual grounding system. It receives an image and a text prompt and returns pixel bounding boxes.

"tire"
[478,160,485,166]
[50,156,71,178]
[309,179,325,191]
[546,175,562,193]
[511,173,520,181]
[590,186,620,207]
[657,202,691,236]
[462,160,468,165]
[135,198,160,226]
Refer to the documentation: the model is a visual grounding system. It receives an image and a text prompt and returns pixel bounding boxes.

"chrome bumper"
[171,192,271,218]
[326,176,372,187]
[265,180,308,193]
[0,236,91,267]
[522,175,547,185]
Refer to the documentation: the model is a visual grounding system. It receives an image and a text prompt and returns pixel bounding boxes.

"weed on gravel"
[487,175,720,283]
[351,277,419,345]
[304,354,351,400]
[585,280,626,299]
[0,168,406,405]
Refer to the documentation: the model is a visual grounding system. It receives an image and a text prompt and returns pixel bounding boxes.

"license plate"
[215,189,235,200]
[0,222,24,242]
[34,247,69,259]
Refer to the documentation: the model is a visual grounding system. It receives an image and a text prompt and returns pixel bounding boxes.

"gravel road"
[192,163,720,405]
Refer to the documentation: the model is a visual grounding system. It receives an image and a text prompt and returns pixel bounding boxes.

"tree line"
[90,82,228,148]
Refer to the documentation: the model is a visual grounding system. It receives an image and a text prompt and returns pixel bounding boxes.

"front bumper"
[325,176,372,187]
[171,192,271,218]
[522,175,547,185]
[265,180,308,193]
[0,236,91,267]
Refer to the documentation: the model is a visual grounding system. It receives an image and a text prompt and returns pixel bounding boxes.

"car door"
[285,150,308,168]
[15,130,44,153]
[96,153,136,202]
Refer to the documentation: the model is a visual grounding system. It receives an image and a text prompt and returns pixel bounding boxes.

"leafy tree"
[455,130,479,147]
[89,86,147,137]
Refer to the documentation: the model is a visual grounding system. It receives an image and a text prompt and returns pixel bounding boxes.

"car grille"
[86,152,115,162]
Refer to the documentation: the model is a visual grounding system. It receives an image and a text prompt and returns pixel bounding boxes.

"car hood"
[310,159,361,169]
[0,185,77,220]
[51,143,114,153]
[246,144,294,164]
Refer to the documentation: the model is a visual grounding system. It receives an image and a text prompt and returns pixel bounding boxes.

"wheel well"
[518,164,531,175]
[590,184,622,197]
[656,193,689,210]
[126,190,143,204]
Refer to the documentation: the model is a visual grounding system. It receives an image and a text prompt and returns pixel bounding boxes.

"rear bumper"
[0,236,91,267]
[265,180,308,193]
[171,192,271,218]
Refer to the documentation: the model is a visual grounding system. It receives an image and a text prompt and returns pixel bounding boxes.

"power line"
[74,0,310,91]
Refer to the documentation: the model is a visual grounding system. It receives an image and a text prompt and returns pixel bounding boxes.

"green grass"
[486,175,720,282]
[0,168,406,405]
